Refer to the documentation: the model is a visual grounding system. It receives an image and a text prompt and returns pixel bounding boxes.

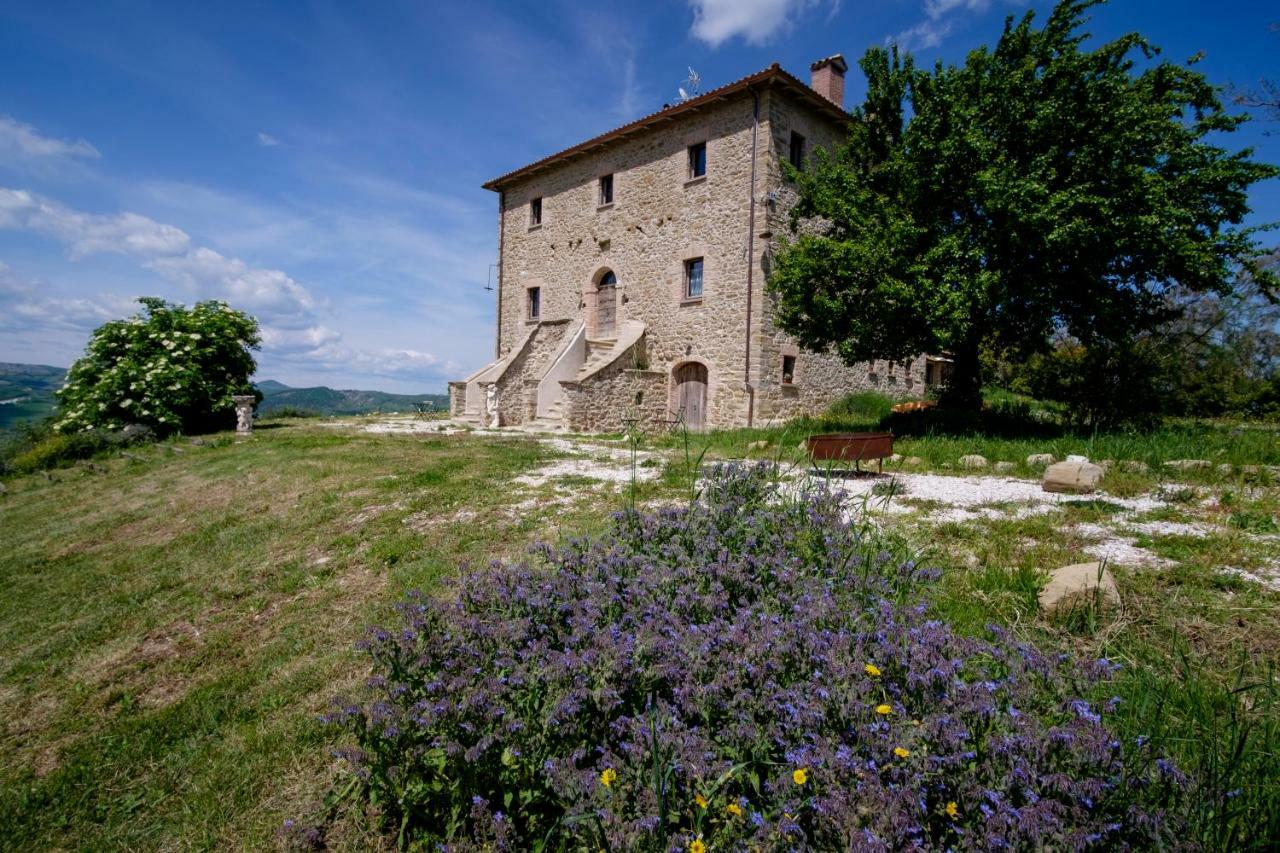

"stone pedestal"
[232,395,256,436]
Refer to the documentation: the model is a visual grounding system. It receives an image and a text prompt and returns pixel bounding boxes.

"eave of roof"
[481,63,850,192]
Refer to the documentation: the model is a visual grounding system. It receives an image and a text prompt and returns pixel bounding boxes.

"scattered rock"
[994,461,1016,474]
[1043,460,1104,494]
[1065,454,1090,464]
[1039,561,1121,616]
[1026,453,1055,467]
[1097,459,1115,471]
[797,440,809,452]
[1216,463,1233,477]
[1119,460,1149,473]
[959,454,989,469]
[746,440,770,452]
[120,423,153,442]
[940,462,954,470]
[889,453,903,463]
[901,456,923,467]
[1163,459,1210,471]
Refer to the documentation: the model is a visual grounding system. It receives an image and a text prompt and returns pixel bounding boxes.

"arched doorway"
[673,362,708,430]
[595,270,617,337]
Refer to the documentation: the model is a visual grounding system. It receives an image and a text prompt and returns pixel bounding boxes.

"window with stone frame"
[526,286,541,319]
[688,142,707,179]
[782,355,796,383]
[788,131,806,172]
[684,257,704,299]
[599,174,614,206]
[529,197,542,227]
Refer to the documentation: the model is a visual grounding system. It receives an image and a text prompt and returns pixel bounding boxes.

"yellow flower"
[864,663,882,677]
[946,801,959,819]
[893,747,910,759]
[726,802,743,817]
[690,838,706,853]
[792,767,809,785]
[600,768,617,788]
[875,704,893,715]
[695,792,709,810]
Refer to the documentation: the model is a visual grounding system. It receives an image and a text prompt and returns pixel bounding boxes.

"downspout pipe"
[495,190,505,359]
[743,88,761,427]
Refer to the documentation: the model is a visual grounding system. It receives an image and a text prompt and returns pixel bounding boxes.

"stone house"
[450,56,937,432]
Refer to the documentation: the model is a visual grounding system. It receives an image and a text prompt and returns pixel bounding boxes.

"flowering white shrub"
[55,297,260,435]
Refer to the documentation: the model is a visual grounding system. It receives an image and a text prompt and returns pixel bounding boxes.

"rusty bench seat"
[805,432,895,471]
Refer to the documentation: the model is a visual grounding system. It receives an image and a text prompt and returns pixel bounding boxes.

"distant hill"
[0,363,66,432]
[254,379,292,395]
[254,380,448,416]
[0,365,448,432]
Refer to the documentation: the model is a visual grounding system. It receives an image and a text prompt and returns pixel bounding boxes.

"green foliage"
[258,405,322,420]
[55,298,260,436]
[824,390,897,421]
[1,419,154,474]
[7,432,113,473]
[1000,262,1280,423]
[768,0,1280,410]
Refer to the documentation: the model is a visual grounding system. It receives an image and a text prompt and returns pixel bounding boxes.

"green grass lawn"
[2,413,1277,848]
[0,422,640,849]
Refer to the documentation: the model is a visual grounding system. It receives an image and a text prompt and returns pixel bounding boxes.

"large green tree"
[55,297,260,435]
[769,0,1279,409]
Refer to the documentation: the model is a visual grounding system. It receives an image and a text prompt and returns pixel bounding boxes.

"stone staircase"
[577,338,618,380]
[525,337,620,432]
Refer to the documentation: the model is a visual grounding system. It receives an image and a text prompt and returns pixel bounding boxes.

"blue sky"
[1,0,1277,393]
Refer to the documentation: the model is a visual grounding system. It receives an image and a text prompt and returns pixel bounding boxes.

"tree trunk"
[940,337,983,411]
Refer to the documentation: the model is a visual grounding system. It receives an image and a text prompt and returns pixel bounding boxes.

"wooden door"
[596,272,617,338]
[674,362,708,430]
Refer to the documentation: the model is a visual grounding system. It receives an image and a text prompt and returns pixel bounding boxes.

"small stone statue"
[484,384,500,428]
[232,395,256,435]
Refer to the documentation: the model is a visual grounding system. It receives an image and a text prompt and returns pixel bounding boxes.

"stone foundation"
[563,365,670,433]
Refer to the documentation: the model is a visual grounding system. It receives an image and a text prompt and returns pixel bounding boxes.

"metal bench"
[805,432,895,473]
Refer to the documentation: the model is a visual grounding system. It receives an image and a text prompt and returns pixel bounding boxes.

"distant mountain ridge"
[0,364,449,433]
[0,363,66,432]
[255,380,448,416]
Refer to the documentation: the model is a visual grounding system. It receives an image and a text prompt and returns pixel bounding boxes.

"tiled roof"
[481,63,849,191]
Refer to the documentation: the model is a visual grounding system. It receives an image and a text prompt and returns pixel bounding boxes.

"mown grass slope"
[0,422,624,849]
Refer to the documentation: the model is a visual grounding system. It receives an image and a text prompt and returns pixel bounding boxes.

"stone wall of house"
[495,93,766,429]
[747,88,928,422]
[562,360,670,434]
[448,381,466,417]
[484,79,931,431]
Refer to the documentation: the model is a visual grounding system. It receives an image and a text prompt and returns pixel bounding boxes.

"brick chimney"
[809,54,848,108]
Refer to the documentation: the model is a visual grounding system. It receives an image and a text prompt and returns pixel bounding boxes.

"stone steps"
[576,338,619,381]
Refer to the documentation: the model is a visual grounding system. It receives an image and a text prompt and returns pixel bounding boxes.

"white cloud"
[257,132,280,146]
[0,262,133,333]
[277,343,460,382]
[144,247,317,319]
[688,0,826,47]
[891,18,954,50]
[924,0,990,17]
[0,187,317,321]
[890,0,1019,51]
[0,116,100,165]
[0,188,191,258]
[0,186,457,386]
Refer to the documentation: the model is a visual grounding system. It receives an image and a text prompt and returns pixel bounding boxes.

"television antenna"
[677,67,701,103]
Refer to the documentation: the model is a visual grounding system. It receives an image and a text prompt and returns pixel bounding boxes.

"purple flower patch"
[320,464,1189,850]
